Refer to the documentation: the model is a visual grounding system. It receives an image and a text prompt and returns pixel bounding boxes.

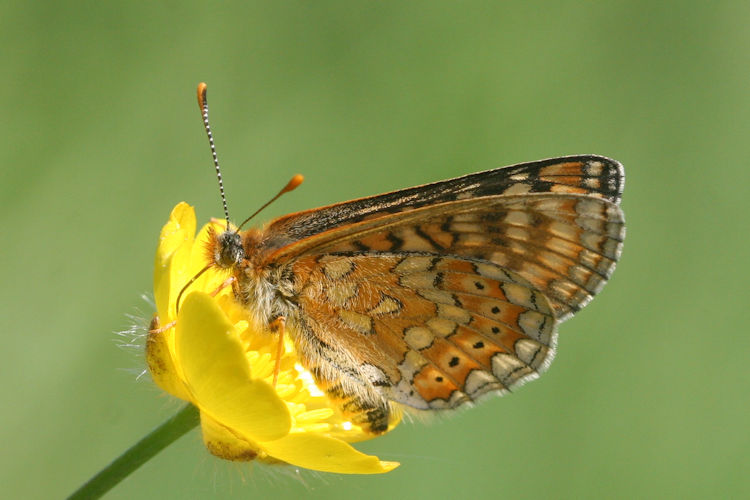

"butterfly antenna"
[237,174,304,230]
[197,83,231,230]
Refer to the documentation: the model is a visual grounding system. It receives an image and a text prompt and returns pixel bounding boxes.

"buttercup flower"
[146,202,399,474]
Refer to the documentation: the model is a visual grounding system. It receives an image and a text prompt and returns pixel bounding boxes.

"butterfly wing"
[289,252,557,412]
[282,194,622,414]
[246,155,624,425]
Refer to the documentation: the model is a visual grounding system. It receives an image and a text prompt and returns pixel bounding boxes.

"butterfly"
[196,84,625,434]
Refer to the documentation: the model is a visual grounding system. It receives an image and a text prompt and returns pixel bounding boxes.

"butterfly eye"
[216,230,245,268]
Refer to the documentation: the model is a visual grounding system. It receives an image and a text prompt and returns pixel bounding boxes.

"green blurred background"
[2,2,748,499]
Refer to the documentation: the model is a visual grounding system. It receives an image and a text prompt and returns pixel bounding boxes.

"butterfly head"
[211,229,245,269]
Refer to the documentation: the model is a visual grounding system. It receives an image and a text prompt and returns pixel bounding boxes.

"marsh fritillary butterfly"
[194,83,624,433]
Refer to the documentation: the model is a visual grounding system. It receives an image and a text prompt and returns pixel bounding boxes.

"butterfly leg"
[210,276,235,297]
[268,316,286,387]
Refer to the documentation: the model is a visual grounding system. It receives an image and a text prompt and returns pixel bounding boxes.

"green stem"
[67,403,200,500]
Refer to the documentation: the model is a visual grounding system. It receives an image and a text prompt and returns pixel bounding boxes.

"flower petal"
[154,202,196,321]
[262,433,400,474]
[175,292,292,442]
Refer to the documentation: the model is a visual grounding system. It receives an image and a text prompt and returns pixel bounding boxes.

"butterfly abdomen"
[307,364,393,434]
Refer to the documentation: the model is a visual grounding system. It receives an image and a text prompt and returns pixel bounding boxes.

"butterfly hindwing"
[288,253,556,411]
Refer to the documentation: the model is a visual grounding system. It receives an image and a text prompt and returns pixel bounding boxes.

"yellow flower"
[146,202,399,474]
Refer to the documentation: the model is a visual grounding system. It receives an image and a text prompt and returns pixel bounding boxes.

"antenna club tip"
[197,82,208,108]
[284,174,304,193]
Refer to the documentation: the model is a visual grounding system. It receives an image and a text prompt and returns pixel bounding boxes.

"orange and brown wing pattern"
[288,253,556,411]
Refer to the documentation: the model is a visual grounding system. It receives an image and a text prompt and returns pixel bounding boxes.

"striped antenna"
[196,82,231,229]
